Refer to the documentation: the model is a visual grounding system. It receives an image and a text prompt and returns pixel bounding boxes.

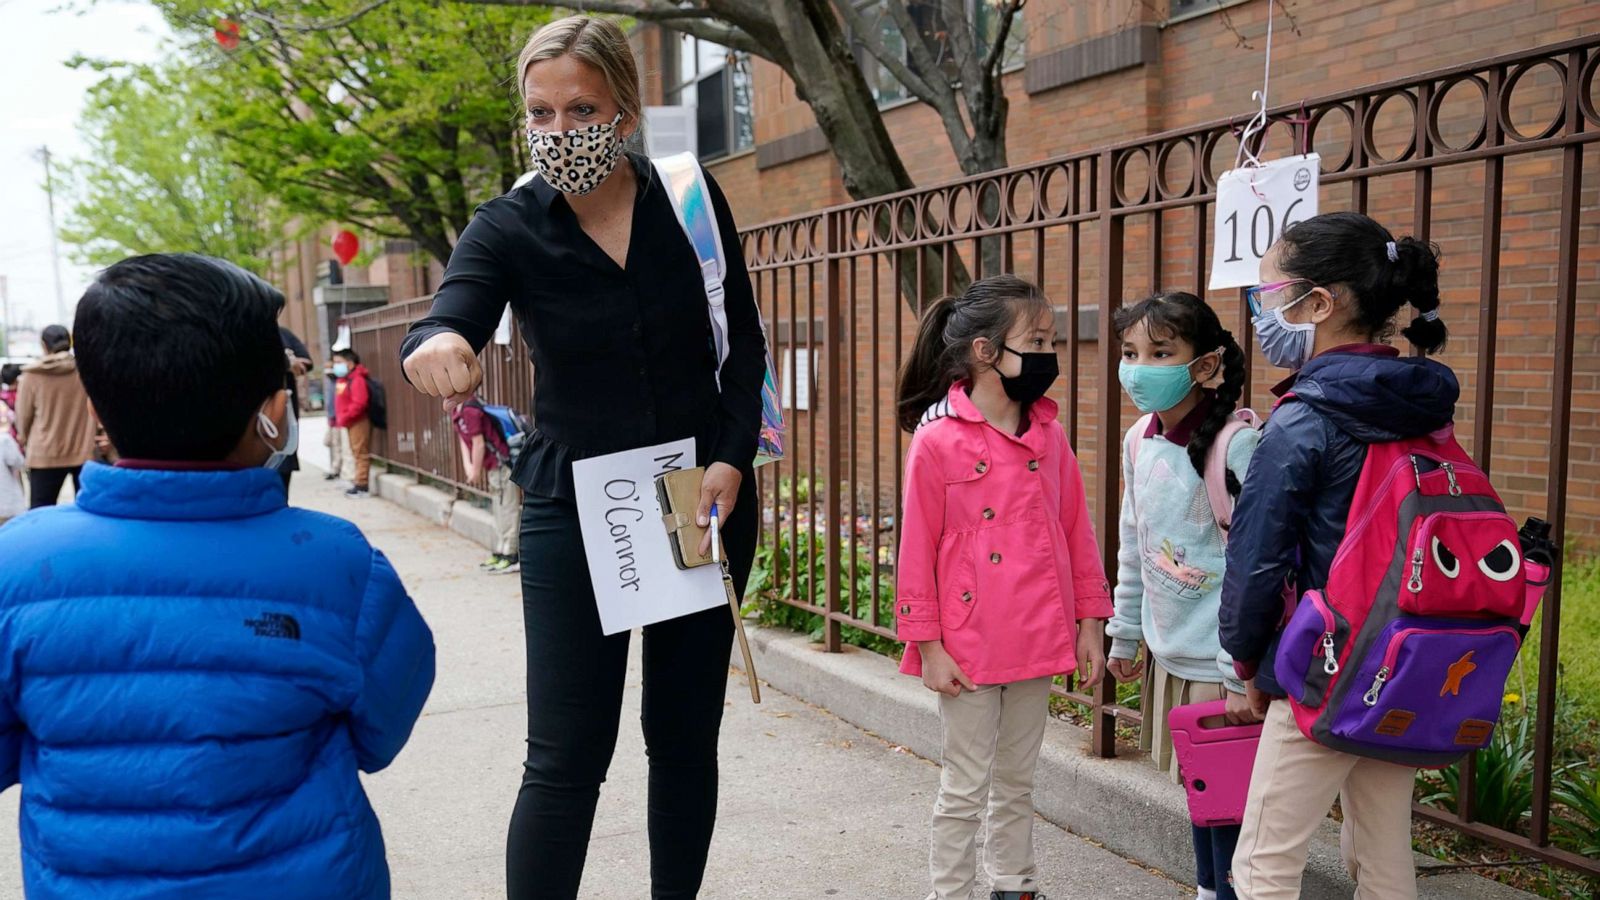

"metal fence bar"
[1530,45,1586,850]
[822,216,842,653]
[1093,146,1122,759]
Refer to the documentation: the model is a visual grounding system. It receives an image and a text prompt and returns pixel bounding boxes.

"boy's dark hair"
[74,253,287,461]
[0,364,19,387]
[41,325,72,354]
[1277,211,1448,354]
[1115,291,1246,490]
[334,348,361,366]
[896,275,1053,433]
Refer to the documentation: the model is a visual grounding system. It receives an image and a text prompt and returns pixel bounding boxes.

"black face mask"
[997,345,1059,404]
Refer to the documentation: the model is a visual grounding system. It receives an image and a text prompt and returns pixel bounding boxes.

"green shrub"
[747,525,899,657]
[1552,763,1600,860]
[1420,705,1538,835]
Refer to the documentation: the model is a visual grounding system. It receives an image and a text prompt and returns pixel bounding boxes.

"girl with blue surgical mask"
[1108,291,1261,900]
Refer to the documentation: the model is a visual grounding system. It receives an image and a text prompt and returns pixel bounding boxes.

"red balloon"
[332,230,360,266]
[214,20,240,50]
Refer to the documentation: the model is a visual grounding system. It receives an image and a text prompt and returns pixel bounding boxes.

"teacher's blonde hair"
[517,15,642,123]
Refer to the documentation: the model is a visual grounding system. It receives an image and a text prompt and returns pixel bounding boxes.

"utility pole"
[35,146,67,325]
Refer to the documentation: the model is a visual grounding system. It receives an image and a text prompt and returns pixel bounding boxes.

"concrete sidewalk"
[0,464,1187,899]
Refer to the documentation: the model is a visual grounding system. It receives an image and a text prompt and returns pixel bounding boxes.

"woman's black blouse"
[400,153,767,500]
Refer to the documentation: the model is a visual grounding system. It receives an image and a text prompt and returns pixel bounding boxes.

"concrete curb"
[448,500,498,549]
[375,472,413,506]
[367,468,502,554]
[732,625,1537,900]
[403,483,453,526]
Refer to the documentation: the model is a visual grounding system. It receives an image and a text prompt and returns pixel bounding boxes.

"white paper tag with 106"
[1208,153,1320,291]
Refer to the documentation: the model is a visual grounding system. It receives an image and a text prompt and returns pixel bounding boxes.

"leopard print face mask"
[525,112,627,195]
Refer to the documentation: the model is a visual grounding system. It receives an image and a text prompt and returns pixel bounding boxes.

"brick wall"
[676,2,1600,548]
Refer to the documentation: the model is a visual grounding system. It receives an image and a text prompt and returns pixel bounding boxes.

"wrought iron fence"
[347,34,1600,878]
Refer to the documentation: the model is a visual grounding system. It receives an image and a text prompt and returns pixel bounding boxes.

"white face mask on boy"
[257,401,299,472]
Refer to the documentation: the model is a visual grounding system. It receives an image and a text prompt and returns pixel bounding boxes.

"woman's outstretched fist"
[403,331,482,410]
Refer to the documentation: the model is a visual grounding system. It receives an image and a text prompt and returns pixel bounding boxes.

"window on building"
[854,0,1027,107]
[663,33,755,160]
[1168,0,1247,22]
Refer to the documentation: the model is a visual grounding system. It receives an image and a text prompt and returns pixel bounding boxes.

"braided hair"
[1113,291,1247,489]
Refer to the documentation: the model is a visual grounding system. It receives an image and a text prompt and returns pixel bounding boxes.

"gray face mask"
[258,403,299,472]
[1252,289,1318,371]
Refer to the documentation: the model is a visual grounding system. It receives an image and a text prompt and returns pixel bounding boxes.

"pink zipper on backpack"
[1359,624,1520,708]
[1329,452,1485,575]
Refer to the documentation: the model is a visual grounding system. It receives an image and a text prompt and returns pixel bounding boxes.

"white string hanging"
[1234,0,1277,177]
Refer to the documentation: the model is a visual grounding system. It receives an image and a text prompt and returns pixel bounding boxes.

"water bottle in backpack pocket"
[1274,426,1549,767]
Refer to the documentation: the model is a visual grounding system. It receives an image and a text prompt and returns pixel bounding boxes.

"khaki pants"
[346,417,372,489]
[1233,700,1418,900]
[930,675,1053,900]
[324,423,352,480]
[489,466,521,557]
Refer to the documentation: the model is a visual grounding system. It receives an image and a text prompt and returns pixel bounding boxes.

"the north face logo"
[245,612,301,641]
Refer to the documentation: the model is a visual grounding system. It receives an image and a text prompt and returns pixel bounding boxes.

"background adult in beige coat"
[16,325,96,508]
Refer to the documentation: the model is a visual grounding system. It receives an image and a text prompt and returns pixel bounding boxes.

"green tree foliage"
[144,0,555,263]
[61,61,282,273]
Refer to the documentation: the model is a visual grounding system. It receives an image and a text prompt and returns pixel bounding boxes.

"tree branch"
[938,0,984,97]
[831,1,938,102]
[979,0,1021,81]
[447,0,772,57]
[236,0,393,34]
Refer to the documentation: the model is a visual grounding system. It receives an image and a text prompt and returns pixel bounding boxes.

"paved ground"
[0,439,1189,899]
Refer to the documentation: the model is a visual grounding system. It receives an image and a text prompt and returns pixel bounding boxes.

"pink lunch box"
[1167,700,1263,827]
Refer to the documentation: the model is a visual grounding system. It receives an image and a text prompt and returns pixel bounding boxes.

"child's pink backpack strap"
[1128,414,1155,469]
[1204,409,1260,542]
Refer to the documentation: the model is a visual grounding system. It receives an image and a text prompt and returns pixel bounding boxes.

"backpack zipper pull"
[1362,666,1390,707]
[1321,633,1340,675]
[1408,548,1425,593]
[1441,461,1462,497]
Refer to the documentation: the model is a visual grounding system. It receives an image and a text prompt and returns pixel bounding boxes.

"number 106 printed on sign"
[1208,153,1320,290]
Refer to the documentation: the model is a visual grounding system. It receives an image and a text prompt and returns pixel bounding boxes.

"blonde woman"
[401,15,766,899]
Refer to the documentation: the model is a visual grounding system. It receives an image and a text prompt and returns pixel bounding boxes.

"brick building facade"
[631,0,1600,546]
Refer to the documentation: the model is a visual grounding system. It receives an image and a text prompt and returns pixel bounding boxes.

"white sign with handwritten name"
[1209,153,1321,290]
[572,438,725,634]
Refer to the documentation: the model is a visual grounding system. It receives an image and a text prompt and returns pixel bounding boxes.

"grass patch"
[1518,552,1600,723]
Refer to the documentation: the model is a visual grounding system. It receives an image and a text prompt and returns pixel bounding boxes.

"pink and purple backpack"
[1273,411,1548,767]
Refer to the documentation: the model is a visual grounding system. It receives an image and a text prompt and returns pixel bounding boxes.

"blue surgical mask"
[332,363,350,379]
[1252,290,1318,371]
[1118,355,1211,413]
[258,403,299,473]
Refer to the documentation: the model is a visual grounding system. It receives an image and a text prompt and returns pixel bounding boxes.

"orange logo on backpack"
[1440,651,1478,697]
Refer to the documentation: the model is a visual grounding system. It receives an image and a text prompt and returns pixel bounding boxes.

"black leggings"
[507,477,756,900]
[28,466,82,509]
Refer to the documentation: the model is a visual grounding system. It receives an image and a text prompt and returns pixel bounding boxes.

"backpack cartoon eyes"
[1477,539,1521,582]
[1430,532,1521,583]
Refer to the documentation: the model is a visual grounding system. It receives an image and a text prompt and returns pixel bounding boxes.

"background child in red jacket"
[332,348,372,498]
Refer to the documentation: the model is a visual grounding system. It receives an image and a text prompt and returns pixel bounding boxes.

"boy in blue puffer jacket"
[0,253,436,899]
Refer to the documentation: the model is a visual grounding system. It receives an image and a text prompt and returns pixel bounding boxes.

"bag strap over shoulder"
[653,152,730,381]
[1204,409,1261,541]
[1128,414,1155,469]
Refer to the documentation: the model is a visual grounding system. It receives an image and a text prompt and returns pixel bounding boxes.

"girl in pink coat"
[895,275,1112,900]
